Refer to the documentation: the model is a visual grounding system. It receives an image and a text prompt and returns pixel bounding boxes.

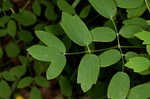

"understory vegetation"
[0,0,150,99]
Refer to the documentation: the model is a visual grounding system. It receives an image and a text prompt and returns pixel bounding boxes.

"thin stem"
[65,45,144,55]
[111,17,125,71]
[145,0,150,13]
[87,45,91,54]
[23,0,31,9]
[72,0,80,8]
[10,8,15,14]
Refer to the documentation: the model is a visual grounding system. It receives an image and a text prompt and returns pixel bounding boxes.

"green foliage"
[119,25,143,38]
[61,12,92,46]
[135,31,150,44]
[108,72,130,99]
[7,20,16,37]
[12,10,37,26]
[125,57,150,73]
[34,76,49,87]
[91,27,116,42]
[32,1,41,16]
[0,80,11,99]
[88,0,117,18]
[128,82,150,99]
[10,65,26,78]
[35,31,66,53]
[79,5,91,18]
[57,0,75,15]
[30,87,42,99]
[115,0,143,8]
[77,54,100,92]
[99,49,121,67]
[1,0,150,98]
[5,42,20,57]
[59,76,72,97]
[17,77,33,88]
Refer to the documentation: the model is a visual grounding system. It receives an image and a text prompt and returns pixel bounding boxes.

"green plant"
[1,0,150,98]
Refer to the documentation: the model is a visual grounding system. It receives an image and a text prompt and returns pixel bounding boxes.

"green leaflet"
[107,72,130,99]
[27,45,60,62]
[12,10,37,26]
[2,0,13,11]
[7,20,16,37]
[32,1,41,16]
[35,31,66,53]
[88,0,117,18]
[0,80,11,99]
[0,16,10,27]
[99,49,121,67]
[59,76,72,97]
[139,69,150,75]
[125,57,150,73]
[2,71,16,81]
[61,12,92,46]
[127,3,146,18]
[57,0,75,15]
[125,51,138,61]
[10,65,26,78]
[87,82,107,99]
[91,27,116,42]
[128,82,150,99]
[123,18,148,29]
[146,45,150,54]
[80,5,91,18]
[46,54,66,80]
[135,31,150,44]
[115,0,144,8]
[45,3,57,21]
[5,42,20,57]
[17,76,33,88]
[18,30,33,43]
[0,29,8,37]
[34,76,49,87]
[44,24,64,36]
[77,54,100,92]
[119,25,143,38]
[30,87,42,99]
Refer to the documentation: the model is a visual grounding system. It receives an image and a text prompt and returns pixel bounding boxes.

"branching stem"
[111,17,125,71]
[65,45,144,55]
